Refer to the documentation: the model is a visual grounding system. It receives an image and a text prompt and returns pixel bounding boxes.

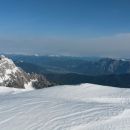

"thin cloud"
[0,33,130,58]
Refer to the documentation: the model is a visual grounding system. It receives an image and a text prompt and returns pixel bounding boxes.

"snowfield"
[1,83,130,130]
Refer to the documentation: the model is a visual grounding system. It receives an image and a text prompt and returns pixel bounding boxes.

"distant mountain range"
[3,54,130,88]
[6,54,130,75]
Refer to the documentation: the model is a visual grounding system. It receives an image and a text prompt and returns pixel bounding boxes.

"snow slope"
[1,83,130,130]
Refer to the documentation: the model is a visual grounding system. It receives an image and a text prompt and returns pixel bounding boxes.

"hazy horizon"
[0,0,130,58]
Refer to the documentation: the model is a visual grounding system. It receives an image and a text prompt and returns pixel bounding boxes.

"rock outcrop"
[0,55,53,89]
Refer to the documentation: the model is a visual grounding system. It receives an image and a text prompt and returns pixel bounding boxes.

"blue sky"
[0,0,130,57]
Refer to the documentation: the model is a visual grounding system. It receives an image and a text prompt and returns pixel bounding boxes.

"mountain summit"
[0,55,52,89]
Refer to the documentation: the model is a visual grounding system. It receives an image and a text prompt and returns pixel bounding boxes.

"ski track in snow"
[1,83,130,130]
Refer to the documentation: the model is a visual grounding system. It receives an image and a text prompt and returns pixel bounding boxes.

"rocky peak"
[0,55,53,89]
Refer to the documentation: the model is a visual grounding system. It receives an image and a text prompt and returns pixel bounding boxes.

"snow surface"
[1,83,130,130]
[0,87,30,95]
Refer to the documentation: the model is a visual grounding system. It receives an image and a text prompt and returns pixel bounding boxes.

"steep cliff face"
[0,55,53,89]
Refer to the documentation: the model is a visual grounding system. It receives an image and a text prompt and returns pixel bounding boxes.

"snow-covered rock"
[0,83,130,130]
[0,55,52,89]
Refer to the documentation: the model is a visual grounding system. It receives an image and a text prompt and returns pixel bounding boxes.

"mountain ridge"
[8,54,130,75]
[0,55,53,89]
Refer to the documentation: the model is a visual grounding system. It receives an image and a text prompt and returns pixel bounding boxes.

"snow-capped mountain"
[0,55,52,89]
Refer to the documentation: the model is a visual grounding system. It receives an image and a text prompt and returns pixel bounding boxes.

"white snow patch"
[24,79,36,90]
[0,86,26,95]
[0,83,130,130]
